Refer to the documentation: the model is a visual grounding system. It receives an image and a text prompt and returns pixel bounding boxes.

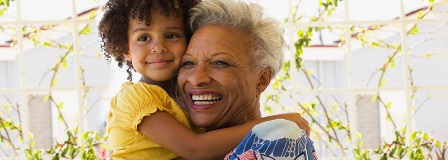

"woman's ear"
[256,69,272,96]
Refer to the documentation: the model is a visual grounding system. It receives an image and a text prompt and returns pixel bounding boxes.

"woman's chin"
[190,116,214,129]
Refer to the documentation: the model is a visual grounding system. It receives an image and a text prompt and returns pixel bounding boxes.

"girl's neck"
[140,76,178,98]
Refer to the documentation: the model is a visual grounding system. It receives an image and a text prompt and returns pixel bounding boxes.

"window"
[0,0,447,159]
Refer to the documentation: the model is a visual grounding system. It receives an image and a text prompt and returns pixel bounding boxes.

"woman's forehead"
[186,25,252,57]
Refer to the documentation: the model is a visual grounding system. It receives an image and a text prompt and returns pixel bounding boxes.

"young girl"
[98,0,308,159]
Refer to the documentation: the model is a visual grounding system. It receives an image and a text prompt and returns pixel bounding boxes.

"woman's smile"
[188,91,224,110]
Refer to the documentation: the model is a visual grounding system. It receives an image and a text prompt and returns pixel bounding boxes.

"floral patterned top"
[225,119,317,160]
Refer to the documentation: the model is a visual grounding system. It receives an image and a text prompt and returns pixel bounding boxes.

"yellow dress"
[106,82,190,160]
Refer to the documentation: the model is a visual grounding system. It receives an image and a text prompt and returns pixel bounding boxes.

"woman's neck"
[140,76,178,98]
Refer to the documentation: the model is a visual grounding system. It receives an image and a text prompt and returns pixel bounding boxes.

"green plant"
[265,0,447,159]
[0,1,109,159]
[0,0,14,16]
[375,130,447,160]
[1,98,109,159]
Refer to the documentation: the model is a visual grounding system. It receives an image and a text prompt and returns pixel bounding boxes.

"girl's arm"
[138,110,307,159]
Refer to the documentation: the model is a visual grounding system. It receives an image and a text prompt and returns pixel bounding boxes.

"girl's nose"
[151,40,167,54]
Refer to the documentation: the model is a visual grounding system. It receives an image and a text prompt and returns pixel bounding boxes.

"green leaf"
[62,61,67,69]
[282,60,290,72]
[394,130,401,141]
[353,148,361,156]
[389,147,396,157]
[58,102,64,109]
[3,120,10,128]
[423,132,429,140]
[43,41,52,48]
[272,80,281,89]
[386,114,392,122]
[409,26,420,35]
[28,132,34,139]
[52,154,60,160]
[311,103,316,109]
[48,146,55,154]
[30,140,35,147]
[80,24,92,35]
[397,145,404,157]
[61,147,69,157]
[25,149,33,159]
[82,131,89,141]
[436,140,441,148]
[356,132,362,139]
[88,10,95,19]
[44,95,50,102]
[410,131,417,140]
[417,10,424,19]
[379,78,387,87]
[58,114,64,122]
[357,140,363,148]
[82,150,87,159]
[371,95,378,102]
[386,102,392,109]
[423,52,432,58]
[95,52,103,58]
[70,145,76,158]
[51,78,59,87]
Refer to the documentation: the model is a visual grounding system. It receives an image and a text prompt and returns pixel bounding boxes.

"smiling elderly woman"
[177,0,317,159]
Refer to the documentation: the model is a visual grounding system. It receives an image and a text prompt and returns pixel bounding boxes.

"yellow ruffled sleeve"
[109,82,190,136]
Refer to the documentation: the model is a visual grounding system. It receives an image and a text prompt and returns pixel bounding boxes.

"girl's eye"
[137,35,149,41]
[166,33,179,39]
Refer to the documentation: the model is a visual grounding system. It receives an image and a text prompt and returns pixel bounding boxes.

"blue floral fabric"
[225,119,316,160]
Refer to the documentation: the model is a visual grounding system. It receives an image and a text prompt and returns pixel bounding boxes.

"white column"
[71,0,85,134]
[399,0,413,136]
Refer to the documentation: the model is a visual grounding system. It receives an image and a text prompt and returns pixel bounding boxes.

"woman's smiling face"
[178,25,264,130]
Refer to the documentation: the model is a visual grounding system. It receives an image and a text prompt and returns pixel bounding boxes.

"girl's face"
[125,10,187,82]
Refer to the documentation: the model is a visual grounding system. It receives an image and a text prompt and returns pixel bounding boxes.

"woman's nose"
[188,63,212,87]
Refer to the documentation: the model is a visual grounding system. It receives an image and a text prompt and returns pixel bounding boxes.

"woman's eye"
[166,33,179,39]
[137,35,149,41]
[212,60,230,68]
[181,61,195,68]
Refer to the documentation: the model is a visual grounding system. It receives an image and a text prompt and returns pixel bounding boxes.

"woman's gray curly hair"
[188,0,285,79]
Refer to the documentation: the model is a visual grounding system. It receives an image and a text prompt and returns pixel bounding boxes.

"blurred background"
[0,0,447,159]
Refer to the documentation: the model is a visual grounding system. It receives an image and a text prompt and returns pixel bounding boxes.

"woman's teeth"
[192,94,223,105]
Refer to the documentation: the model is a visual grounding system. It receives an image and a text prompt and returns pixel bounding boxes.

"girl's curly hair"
[98,0,200,81]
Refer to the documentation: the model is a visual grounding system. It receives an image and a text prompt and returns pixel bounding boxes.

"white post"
[16,0,30,143]
[344,0,358,148]
[399,0,413,136]
[71,0,85,134]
